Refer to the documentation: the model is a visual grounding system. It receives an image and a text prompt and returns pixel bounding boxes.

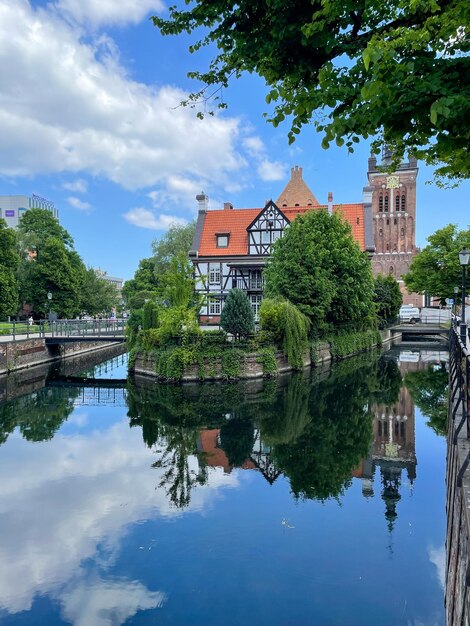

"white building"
[0,194,59,228]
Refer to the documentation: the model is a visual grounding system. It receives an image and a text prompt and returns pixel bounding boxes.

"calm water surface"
[0,348,448,625]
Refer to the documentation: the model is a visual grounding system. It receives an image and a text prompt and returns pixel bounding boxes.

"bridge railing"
[8,318,127,340]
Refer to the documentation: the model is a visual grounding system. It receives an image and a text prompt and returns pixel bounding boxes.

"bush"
[259,298,310,370]
[328,330,382,360]
[220,288,255,339]
[143,301,159,330]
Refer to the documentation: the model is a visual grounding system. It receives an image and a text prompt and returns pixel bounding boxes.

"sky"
[0,0,469,281]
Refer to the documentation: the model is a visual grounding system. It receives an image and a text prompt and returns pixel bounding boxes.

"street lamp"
[47,291,52,322]
[459,247,469,344]
[453,285,459,323]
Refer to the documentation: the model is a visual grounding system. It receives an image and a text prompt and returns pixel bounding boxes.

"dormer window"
[216,233,229,248]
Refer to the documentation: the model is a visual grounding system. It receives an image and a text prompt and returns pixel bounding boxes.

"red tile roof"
[197,204,365,256]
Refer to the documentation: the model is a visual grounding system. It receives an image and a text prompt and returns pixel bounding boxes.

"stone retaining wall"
[0,338,124,375]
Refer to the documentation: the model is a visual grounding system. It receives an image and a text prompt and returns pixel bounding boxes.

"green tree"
[405,365,448,436]
[143,300,159,330]
[122,257,159,309]
[152,222,196,276]
[219,417,255,467]
[80,268,119,316]
[0,219,19,318]
[220,288,255,340]
[374,274,403,327]
[152,1,469,184]
[264,210,375,335]
[161,253,195,308]
[17,209,86,317]
[404,224,470,305]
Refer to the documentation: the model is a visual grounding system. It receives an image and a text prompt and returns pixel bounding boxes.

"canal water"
[0,347,448,625]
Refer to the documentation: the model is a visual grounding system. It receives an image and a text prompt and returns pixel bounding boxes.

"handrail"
[8,318,127,340]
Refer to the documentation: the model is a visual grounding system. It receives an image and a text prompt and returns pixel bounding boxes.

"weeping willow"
[260,298,310,370]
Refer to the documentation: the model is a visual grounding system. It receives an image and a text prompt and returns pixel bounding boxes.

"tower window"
[395,194,400,211]
[386,218,390,226]
[386,243,390,251]
[379,229,383,237]
[379,195,383,212]
[394,218,397,225]
[401,194,406,211]
[401,227,405,237]
[389,266,394,275]
[384,194,389,212]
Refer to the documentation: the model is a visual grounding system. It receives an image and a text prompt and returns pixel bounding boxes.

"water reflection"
[0,347,448,625]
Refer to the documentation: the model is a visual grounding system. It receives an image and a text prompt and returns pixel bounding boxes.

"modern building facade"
[0,194,59,228]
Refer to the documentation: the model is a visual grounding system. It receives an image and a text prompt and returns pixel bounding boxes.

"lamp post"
[47,291,52,322]
[459,247,469,344]
[453,286,459,324]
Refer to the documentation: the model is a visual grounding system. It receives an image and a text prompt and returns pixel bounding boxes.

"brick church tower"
[363,150,420,305]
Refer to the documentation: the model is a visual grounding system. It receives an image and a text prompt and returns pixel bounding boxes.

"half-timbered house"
[189,165,373,325]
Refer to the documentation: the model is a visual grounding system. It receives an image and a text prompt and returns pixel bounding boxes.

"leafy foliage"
[0,219,19,318]
[220,288,255,340]
[143,300,159,330]
[259,298,310,370]
[79,268,119,316]
[374,274,403,327]
[152,1,469,184]
[121,257,160,309]
[264,210,375,334]
[404,224,470,304]
[152,222,196,276]
[328,330,382,360]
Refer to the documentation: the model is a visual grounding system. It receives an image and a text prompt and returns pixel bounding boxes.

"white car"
[399,305,421,323]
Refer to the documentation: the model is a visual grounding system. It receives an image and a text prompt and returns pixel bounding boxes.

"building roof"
[197,203,365,256]
[276,165,320,207]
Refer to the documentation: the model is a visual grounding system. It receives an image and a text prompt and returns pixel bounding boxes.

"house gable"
[246,200,290,256]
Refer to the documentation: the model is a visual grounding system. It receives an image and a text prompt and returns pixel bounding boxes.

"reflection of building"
[354,386,417,531]
[197,428,281,484]
[0,194,59,228]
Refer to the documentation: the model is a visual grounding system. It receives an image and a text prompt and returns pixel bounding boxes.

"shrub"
[220,288,255,340]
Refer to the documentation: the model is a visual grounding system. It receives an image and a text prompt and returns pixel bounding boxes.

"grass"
[0,322,42,335]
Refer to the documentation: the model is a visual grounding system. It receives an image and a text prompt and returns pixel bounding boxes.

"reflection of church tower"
[355,386,417,529]
[363,153,420,306]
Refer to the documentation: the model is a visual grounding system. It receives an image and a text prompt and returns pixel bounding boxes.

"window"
[209,263,220,285]
[395,194,400,211]
[389,266,394,275]
[386,243,390,251]
[401,194,406,211]
[379,195,383,212]
[386,218,390,225]
[394,218,397,225]
[217,235,228,248]
[356,217,360,225]
[250,270,262,290]
[262,230,271,244]
[401,227,405,237]
[379,229,383,237]
[209,299,221,315]
[384,194,389,212]
[250,295,262,319]
[272,230,281,242]
[393,243,397,251]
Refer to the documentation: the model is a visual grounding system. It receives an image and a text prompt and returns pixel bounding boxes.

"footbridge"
[8,318,126,343]
[389,322,449,341]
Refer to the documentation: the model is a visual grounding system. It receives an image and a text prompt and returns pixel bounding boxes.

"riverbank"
[0,336,126,375]
[132,328,398,382]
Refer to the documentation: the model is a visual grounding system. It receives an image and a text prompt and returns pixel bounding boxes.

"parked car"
[399,304,421,323]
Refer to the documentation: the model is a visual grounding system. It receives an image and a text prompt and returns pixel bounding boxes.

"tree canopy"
[403,224,470,304]
[0,219,19,318]
[374,274,403,326]
[153,0,469,184]
[152,222,196,276]
[264,210,375,334]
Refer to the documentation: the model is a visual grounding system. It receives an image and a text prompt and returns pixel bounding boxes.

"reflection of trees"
[404,364,448,436]
[220,418,255,466]
[272,359,374,501]
[126,352,406,507]
[0,387,79,444]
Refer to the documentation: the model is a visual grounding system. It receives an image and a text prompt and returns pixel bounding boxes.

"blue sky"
[1,0,469,280]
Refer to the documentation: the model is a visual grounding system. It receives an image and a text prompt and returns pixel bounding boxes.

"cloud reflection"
[0,417,239,615]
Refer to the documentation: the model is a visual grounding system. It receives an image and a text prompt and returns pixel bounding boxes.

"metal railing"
[449,324,470,445]
[7,318,126,340]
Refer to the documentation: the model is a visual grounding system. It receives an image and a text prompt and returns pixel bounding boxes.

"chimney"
[223,202,233,210]
[196,192,208,213]
[328,192,333,215]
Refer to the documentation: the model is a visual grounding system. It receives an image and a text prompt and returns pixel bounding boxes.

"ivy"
[257,347,278,377]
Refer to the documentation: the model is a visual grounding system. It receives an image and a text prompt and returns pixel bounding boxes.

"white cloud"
[61,576,166,626]
[0,419,240,615]
[55,0,165,28]
[63,178,88,193]
[67,196,92,211]
[148,175,204,210]
[123,207,187,230]
[243,136,265,157]
[0,0,245,192]
[257,159,287,181]
[428,544,445,591]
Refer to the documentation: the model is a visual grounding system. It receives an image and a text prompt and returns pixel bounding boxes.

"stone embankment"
[0,337,124,375]
[133,330,397,382]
